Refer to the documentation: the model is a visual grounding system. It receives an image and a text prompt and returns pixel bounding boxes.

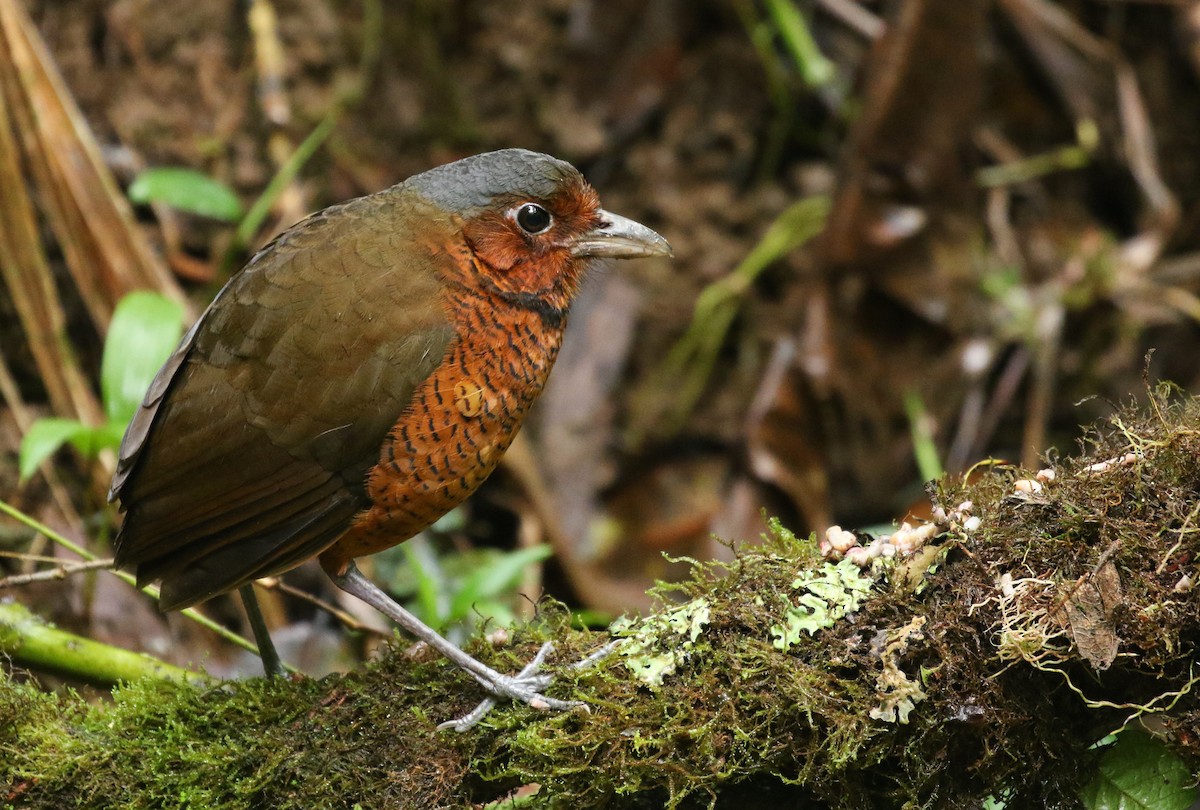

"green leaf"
[91,420,129,454]
[1080,732,1197,810]
[19,418,91,481]
[128,167,243,222]
[448,545,553,624]
[472,600,516,629]
[400,538,449,628]
[101,291,185,428]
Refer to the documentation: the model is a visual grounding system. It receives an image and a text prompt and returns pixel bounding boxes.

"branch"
[3,391,1199,808]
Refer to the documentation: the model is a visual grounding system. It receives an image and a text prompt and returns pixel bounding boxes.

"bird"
[109,148,671,729]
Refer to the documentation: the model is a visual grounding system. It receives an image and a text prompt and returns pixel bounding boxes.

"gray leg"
[239,584,286,677]
[334,562,602,730]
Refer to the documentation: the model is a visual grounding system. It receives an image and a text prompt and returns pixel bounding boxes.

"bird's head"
[408,149,671,313]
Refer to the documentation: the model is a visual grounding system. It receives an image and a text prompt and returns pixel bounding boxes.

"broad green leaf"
[101,291,185,428]
[473,600,516,630]
[63,426,112,457]
[1079,732,1196,810]
[128,167,243,222]
[92,420,129,453]
[19,418,91,481]
[448,545,553,623]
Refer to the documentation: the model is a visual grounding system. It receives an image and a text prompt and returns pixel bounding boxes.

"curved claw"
[439,641,583,732]
[440,679,583,732]
[333,565,608,732]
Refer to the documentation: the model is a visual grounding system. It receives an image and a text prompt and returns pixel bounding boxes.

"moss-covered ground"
[4,390,1200,808]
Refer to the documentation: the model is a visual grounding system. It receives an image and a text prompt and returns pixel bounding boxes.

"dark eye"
[515,203,552,234]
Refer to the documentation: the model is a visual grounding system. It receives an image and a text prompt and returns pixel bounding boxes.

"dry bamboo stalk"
[0,39,99,426]
[0,0,188,334]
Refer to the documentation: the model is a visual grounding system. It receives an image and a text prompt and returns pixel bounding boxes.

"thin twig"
[0,557,113,588]
[815,0,884,40]
[0,498,284,665]
[1156,500,1200,576]
[256,576,388,638]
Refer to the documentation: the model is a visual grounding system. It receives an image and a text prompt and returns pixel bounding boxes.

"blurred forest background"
[2,0,1199,681]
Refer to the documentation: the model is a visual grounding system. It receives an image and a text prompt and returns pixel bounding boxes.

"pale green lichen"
[612,598,711,687]
[869,616,929,724]
[770,558,874,650]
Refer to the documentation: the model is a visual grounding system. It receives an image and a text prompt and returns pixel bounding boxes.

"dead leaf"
[1059,559,1123,670]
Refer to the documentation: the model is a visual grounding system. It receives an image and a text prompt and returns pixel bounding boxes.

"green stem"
[976,120,1099,188]
[0,498,294,670]
[904,389,944,482]
[226,111,339,269]
[0,601,206,686]
[763,0,836,88]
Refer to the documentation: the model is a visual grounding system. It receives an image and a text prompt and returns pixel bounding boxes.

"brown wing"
[111,188,455,609]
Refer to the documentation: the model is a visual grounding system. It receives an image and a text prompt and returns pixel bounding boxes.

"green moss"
[4,390,1200,808]
[2,654,474,808]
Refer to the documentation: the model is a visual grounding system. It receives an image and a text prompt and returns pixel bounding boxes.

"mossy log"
[3,393,1199,809]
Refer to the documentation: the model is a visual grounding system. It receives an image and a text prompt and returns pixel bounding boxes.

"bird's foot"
[329,563,617,732]
[439,640,619,732]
